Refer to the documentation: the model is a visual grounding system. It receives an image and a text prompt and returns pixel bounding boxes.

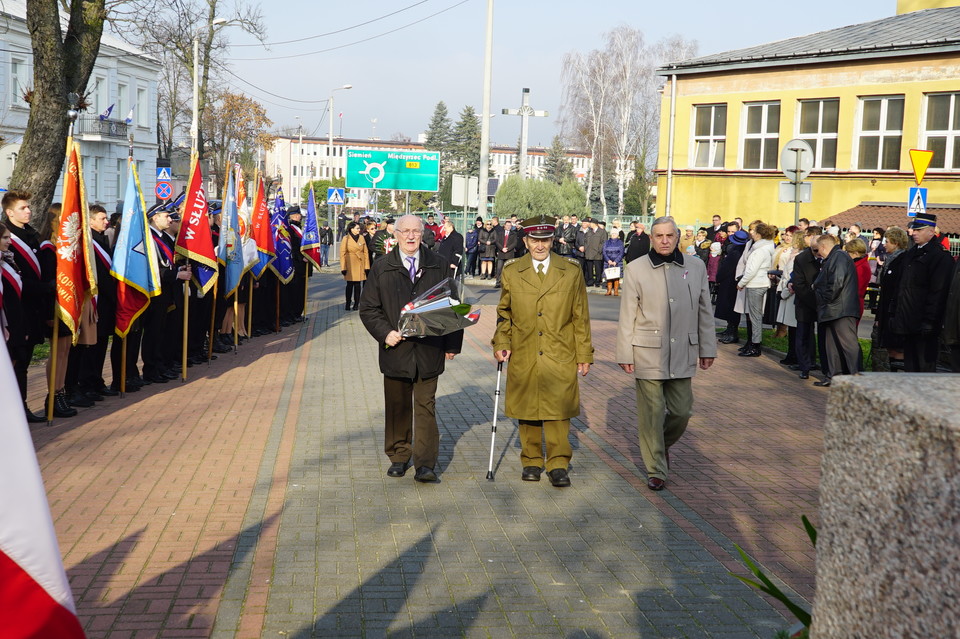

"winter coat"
[478,227,498,259]
[558,223,578,255]
[340,234,370,282]
[436,230,464,274]
[889,239,956,335]
[738,239,776,289]
[616,251,717,380]
[713,243,745,322]
[853,255,871,319]
[465,226,480,253]
[876,249,906,349]
[359,246,463,379]
[813,248,861,323]
[791,248,821,324]
[492,254,593,421]
[942,258,960,347]
[624,232,650,263]
[602,239,625,267]
[584,229,605,260]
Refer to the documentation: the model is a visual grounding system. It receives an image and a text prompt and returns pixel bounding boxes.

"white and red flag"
[0,340,85,637]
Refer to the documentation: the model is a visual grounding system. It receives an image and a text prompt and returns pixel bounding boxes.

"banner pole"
[303,268,309,320]
[46,328,58,424]
[208,280,217,362]
[247,272,253,339]
[275,274,280,332]
[120,335,127,397]
[233,294,239,353]
[181,282,189,382]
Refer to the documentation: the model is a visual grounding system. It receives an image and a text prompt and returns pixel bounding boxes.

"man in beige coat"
[493,214,593,487]
[616,216,716,491]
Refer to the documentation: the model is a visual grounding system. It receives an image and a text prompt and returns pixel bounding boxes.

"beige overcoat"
[492,254,594,421]
[615,253,717,379]
[339,235,370,282]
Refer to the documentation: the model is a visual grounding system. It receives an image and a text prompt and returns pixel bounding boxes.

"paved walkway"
[28,271,827,638]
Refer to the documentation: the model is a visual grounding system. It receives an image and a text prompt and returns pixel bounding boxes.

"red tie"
[503,232,508,249]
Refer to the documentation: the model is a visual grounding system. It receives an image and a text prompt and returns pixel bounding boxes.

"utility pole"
[478,0,495,211]
[502,88,548,179]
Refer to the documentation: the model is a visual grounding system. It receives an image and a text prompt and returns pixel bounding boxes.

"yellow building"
[656,2,960,229]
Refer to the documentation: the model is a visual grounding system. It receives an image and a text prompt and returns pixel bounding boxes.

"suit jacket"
[496,229,518,259]
[616,252,717,380]
[436,230,464,273]
[492,253,593,421]
[791,247,821,323]
[584,229,605,260]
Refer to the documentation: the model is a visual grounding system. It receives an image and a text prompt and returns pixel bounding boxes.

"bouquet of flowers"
[398,277,480,338]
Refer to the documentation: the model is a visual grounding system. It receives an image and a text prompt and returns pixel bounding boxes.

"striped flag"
[0,340,86,638]
[174,155,218,294]
[249,176,276,279]
[217,167,246,299]
[300,185,322,270]
[267,187,294,283]
[110,161,161,337]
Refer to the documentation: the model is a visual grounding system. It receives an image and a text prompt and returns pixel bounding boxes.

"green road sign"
[345,149,440,192]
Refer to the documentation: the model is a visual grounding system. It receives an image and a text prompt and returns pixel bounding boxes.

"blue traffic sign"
[326,188,345,205]
[908,187,927,218]
[157,167,172,181]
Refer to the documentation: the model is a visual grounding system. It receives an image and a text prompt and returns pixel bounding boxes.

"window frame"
[796,98,839,170]
[922,91,960,172]
[690,103,727,170]
[741,101,781,171]
[855,94,904,172]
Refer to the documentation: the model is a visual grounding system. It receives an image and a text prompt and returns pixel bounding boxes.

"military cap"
[520,214,556,239]
[908,211,936,229]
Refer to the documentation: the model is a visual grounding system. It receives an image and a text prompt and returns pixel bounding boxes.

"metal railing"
[76,116,128,139]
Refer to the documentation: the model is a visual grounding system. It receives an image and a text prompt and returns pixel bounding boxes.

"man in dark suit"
[77,205,118,399]
[812,234,861,387]
[359,214,463,482]
[790,226,827,380]
[436,219,464,278]
[494,220,518,287]
[705,215,723,242]
[583,218,605,286]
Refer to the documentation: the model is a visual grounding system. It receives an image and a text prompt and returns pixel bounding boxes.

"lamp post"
[295,115,302,206]
[328,84,352,231]
[191,17,227,155]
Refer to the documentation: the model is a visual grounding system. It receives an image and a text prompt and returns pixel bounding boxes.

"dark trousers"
[823,316,860,379]
[383,375,440,469]
[495,258,509,284]
[904,332,940,372]
[141,302,168,378]
[10,343,33,401]
[950,345,960,373]
[796,320,830,375]
[345,281,362,308]
[111,325,142,387]
[253,273,278,331]
[465,252,478,276]
[585,260,602,286]
[188,293,213,357]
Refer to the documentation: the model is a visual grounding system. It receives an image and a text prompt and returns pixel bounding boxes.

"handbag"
[603,266,621,281]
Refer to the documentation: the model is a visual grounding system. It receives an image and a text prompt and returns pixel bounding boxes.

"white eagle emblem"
[57,212,81,262]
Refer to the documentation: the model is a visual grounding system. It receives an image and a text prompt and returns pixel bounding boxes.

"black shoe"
[345,303,351,311]
[84,391,105,402]
[788,364,801,371]
[24,404,46,423]
[414,466,438,483]
[738,345,761,357]
[98,386,120,397]
[779,357,797,365]
[647,477,666,491]
[387,461,410,478]
[718,334,740,345]
[521,466,543,482]
[159,371,179,381]
[51,391,78,418]
[814,379,832,387]
[67,391,94,408]
[212,342,231,354]
[352,304,359,311]
[737,341,751,353]
[799,371,810,380]
[144,374,169,384]
[547,468,571,487]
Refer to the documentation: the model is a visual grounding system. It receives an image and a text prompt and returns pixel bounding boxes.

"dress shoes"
[387,461,410,478]
[24,404,46,423]
[98,386,120,397]
[738,345,761,357]
[647,477,666,491]
[799,371,810,380]
[788,364,801,371]
[67,391,94,408]
[813,379,832,387]
[212,341,232,354]
[84,391,105,402]
[780,357,798,366]
[414,466,438,483]
[521,466,543,482]
[547,468,571,487]
[143,373,169,384]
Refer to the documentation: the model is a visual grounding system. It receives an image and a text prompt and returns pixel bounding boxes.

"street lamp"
[295,115,302,206]
[328,84,352,226]
[190,16,227,155]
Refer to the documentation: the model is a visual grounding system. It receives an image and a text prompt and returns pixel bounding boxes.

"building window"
[857,95,903,171]
[136,88,148,126]
[692,104,726,168]
[924,92,960,171]
[798,99,838,169]
[117,82,127,119]
[93,77,108,114]
[10,58,26,106]
[742,102,780,170]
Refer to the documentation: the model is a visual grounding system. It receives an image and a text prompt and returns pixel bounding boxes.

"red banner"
[175,155,218,294]
[55,139,97,343]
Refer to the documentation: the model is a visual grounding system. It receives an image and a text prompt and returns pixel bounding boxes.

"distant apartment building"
[1,0,159,209]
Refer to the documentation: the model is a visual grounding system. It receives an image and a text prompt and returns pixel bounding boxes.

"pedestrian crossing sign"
[326,187,345,205]
[156,166,172,181]
[907,187,927,217]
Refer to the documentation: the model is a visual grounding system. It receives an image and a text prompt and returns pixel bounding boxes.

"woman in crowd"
[478,220,497,280]
[610,219,625,241]
[874,226,910,371]
[340,222,370,311]
[767,226,798,341]
[777,231,808,366]
[602,229,624,296]
[465,217,482,277]
[715,229,749,344]
[736,222,777,357]
[694,228,711,265]
[866,227,886,311]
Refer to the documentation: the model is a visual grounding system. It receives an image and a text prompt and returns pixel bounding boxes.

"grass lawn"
[729,327,873,371]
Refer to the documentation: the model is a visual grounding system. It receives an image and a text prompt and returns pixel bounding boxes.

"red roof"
[819,202,960,235]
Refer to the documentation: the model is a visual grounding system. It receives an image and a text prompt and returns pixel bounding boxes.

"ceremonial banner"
[249,176,276,279]
[301,185,322,270]
[175,155,218,294]
[0,341,85,638]
[267,187,294,284]
[217,168,246,299]
[55,139,98,344]
[111,162,161,337]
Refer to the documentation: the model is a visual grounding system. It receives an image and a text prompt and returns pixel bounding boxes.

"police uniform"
[492,215,594,487]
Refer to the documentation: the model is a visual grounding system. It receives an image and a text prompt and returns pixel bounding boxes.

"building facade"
[1,0,160,210]
[656,2,960,229]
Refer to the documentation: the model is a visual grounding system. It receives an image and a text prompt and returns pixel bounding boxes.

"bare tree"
[561,48,610,215]
[202,91,273,193]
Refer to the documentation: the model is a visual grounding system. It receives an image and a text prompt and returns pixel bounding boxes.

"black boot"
[23,403,46,424]
[48,390,78,418]
[738,340,752,354]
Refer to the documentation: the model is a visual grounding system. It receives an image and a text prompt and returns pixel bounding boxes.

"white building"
[0,0,160,210]
[267,135,595,207]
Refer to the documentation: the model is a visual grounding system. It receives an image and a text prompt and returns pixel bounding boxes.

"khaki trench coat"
[492,254,594,421]
[615,253,718,379]
[340,235,370,282]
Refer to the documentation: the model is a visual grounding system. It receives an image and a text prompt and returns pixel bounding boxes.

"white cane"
[485,360,504,481]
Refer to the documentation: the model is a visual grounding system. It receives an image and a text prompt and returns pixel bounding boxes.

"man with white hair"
[616,216,716,491]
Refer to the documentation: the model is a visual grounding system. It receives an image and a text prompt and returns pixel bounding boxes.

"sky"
[222,0,896,148]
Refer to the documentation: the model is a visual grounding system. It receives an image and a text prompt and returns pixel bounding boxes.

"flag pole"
[233,293,239,353]
[303,267,309,320]
[181,281,189,382]
[208,280,217,362]
[274,276,280,333]
[120,336,127,397]
[247,272,253,338]
[46,329,58,424]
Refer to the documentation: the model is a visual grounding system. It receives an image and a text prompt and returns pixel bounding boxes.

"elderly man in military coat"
[492,215,593,488]
[616,216,716,492]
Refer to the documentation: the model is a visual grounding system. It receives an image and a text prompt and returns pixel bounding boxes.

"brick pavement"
[27,273,826,638]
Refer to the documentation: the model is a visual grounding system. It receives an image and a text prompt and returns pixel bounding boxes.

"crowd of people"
[2,190,311,423]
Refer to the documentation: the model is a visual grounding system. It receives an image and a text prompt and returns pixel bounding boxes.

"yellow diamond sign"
[909,149,934,186]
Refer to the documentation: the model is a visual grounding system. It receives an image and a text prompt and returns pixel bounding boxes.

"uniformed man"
[492,214,594,487]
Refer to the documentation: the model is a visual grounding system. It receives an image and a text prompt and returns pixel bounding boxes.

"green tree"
[301,176,345,206]
[406,191,436,212]
[451,105,481,176]
[12,0,106,233]
[558,179,588,217]
[424,101,452,156]
[623,163,653,217]
[493,175,564,220]
[543,135,574,184]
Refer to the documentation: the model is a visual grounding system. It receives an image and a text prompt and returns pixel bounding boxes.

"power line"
[214,61,330,105]
[231,1,430,48]
[231,0,470,62]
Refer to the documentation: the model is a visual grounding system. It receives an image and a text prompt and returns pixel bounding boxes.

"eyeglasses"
[396,229,423,236]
